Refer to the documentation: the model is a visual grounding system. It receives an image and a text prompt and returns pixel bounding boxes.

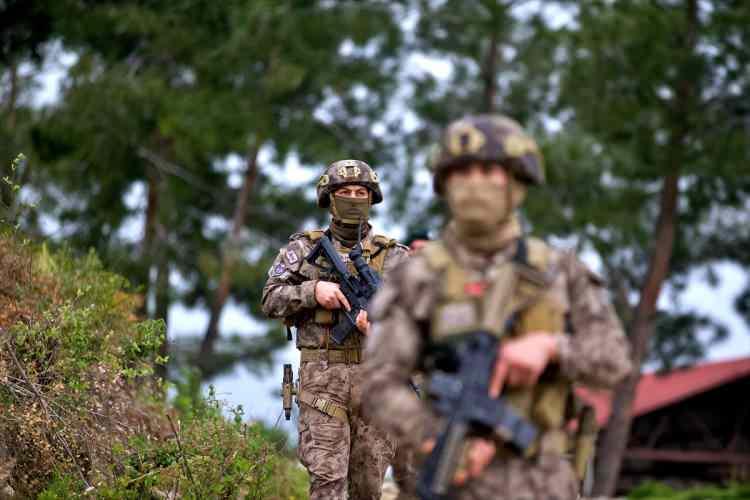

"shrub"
[629,481,750,499]
[0,235,166,497]
[0,235,307,499]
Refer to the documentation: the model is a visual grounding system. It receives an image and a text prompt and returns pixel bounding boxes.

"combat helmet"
[316,159,383,208]
[430,114,545,194]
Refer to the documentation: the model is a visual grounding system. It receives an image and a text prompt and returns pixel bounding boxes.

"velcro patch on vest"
[434,302,478,338]
[285,249,299,265]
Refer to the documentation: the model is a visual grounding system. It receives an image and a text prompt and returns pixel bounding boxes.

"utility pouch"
[573,404,598,481]
[282,363,298,420]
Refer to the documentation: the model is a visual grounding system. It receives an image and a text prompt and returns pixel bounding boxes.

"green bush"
[629,481,750,499]
[0,236,166,496]
[0,235,307,499]
[37,390,308,500]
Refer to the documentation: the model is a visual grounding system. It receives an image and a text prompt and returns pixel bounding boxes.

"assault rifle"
[305,233,381,344]
[418,331,538,500]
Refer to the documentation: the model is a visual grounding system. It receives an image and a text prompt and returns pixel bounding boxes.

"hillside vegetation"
[0,232,307,499]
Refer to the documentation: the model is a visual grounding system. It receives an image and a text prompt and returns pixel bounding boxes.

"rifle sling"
[297,390,349,424]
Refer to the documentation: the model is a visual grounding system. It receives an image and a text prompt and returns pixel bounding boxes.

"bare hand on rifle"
[314,281,370,334]
[489,332,560,397]
[315,281,350,310]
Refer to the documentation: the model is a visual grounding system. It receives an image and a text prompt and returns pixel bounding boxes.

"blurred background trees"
[2,0,749,494]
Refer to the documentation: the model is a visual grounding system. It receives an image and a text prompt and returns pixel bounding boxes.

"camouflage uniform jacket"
[261,226,410,349]
[362,225,633,450]
[261,227,410,500]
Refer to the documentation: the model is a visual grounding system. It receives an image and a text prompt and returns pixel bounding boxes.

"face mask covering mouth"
[445,175,526,253]
[331,194,371,225]
[330,193,371,246]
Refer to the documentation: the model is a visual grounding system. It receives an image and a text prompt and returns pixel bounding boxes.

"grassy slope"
[0,233,307,499]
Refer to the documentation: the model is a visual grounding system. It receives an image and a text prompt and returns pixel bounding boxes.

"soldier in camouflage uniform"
[362,115,633,500]
[261,159,410,500]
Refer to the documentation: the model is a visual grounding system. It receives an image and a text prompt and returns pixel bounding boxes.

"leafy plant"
[629,481,750,499]
[0,236,307,498]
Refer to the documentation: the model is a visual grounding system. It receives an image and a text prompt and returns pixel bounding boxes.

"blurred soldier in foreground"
[261,159,410,500]
[389,230,432,499]
[362,115,632,500]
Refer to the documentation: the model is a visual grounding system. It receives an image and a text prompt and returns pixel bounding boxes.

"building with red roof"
[577,357,750,491]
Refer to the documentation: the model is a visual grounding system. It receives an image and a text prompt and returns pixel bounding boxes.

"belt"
[297,390,348,424]
[300,348,363,364]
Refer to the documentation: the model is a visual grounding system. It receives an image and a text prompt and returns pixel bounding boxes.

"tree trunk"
[198,144,260,365]
[138,168,161,317]
[593,174,680,495]
[482,29,499,113]
[592,1,697,495]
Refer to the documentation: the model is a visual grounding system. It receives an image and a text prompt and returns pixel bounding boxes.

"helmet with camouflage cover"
[316,159,383,208]
[430,114,545,194]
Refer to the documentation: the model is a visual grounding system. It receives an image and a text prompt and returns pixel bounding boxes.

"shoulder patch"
[269,262,286,277]
[281,242,306,269]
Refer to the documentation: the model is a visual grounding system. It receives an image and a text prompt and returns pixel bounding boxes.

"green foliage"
[0,236,307,498]
[9,0,407,377]
[170,368,220,421]
[629,481,750,499]
[0,153,36,231]
[38,389,308,500]
[544,0,750,367]
[399,1,750,370]
[0,234,167,496]
[10,246,164,392]
[36,475,79,500]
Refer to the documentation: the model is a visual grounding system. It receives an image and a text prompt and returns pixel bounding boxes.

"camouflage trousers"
[391,376,423,500]
[417,453,579,500]
[297,361,395,500]
[391,433,418,500]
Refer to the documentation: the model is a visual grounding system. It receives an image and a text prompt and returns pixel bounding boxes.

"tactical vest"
[291,230,399,423]
[422,237,573,457]
[304,229,396,327]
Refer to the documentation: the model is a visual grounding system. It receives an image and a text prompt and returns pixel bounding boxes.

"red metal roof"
[576,356,750,427]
